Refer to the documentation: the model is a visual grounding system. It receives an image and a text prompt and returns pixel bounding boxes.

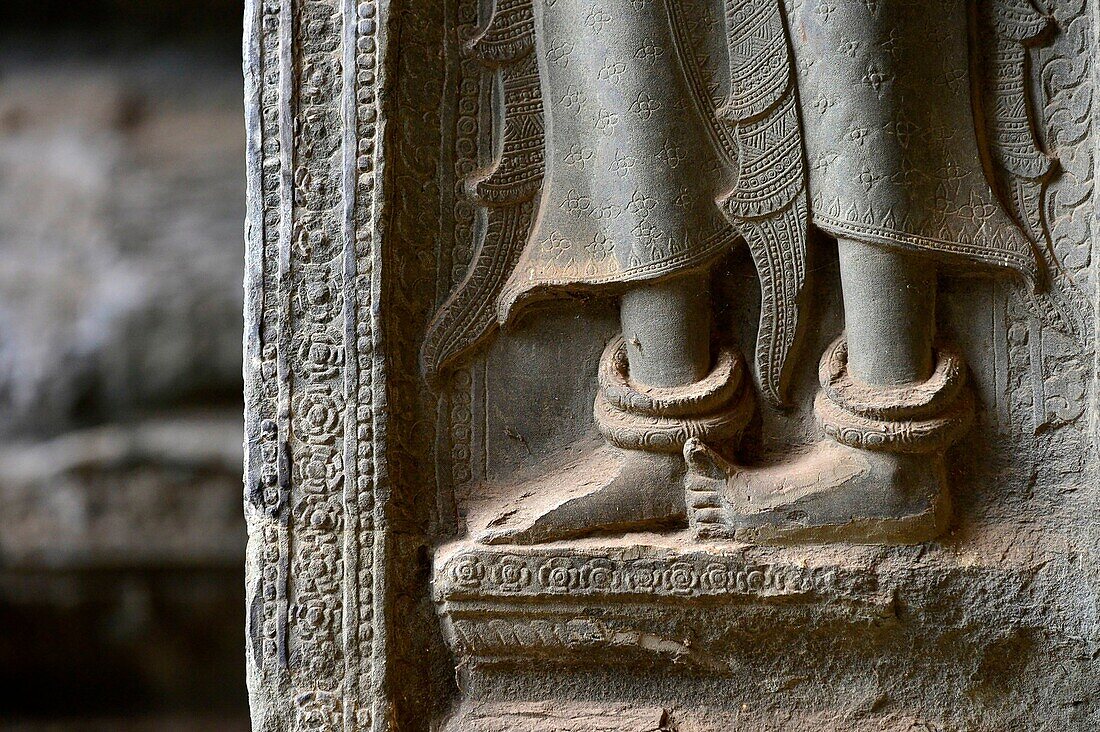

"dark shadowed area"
[1,1,248,728]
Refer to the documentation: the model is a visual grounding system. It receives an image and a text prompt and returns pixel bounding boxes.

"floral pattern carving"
[436,549,871,600]
[245,0,384,729]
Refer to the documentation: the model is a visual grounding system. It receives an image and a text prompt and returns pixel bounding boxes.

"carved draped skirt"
[423,0,1049,390]
[496,0,737,318]
[791,0,1038,280]
[494,0,1040,322]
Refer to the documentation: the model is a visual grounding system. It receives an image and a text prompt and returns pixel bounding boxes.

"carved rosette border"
[436,549,877,602]
[244,0,388,730]
[441,0,484,510]
[435,547,886,670]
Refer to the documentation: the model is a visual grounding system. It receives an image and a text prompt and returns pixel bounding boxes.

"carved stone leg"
[620,272,711,388]
[478,273,754,545]
[838,238,937,385]
[686,241,973,544]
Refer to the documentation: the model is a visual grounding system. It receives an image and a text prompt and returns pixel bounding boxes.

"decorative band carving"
[815,335,975,454]
[594,336,753,453]
[819,336,967,420]
[437,548,872,601]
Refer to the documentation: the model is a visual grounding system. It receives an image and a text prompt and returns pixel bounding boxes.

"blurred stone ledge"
[0,718,249,731]
[0,412,244,570]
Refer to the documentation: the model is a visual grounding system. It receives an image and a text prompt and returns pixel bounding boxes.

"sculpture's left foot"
[686,439,952,543]
[686,335,974,544]
[476,335,753,545]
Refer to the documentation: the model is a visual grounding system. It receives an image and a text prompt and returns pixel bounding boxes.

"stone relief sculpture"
[244,0,1097,728]
[422,0,1082,543]
[425,0,777,543]
[687,0,1056,542]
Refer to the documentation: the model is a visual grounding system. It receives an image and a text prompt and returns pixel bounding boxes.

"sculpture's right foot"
[475,335,753,545]
[476,443,686,545]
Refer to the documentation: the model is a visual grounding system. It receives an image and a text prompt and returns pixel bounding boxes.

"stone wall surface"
[0,55,243,436]
[244,0,1099,730]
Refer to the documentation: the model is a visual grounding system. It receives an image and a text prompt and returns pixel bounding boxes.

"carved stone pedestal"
[434,539,887,671]
[435,538,886,730]
[433,536,1092,731]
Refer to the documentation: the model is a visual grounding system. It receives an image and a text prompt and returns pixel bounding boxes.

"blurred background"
[1,1,248,728]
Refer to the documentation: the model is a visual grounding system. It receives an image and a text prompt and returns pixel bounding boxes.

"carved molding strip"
[435,544,887,671]
[435,545,879,602]
[443,702,671,732]
[244,0,389,729]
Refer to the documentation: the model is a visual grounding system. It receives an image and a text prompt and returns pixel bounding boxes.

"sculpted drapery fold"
[425,0,806,400]
[794,0,1038,280]
[424,0,1057,401]
[420,0,543,383]
[712,0,809,404]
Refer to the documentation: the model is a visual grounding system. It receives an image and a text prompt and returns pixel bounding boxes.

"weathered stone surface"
[0,416,243,568]
[442,702,672,732]
[245,0,1099,729]
[0,53,244,438]
[0,36,248,719]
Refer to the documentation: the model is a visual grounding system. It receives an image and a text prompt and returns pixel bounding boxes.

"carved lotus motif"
[296,331,345,380]
[300,8,338,54]
[295,691,341,732]
[538,557,577,592]
[293,220,339,264]
[295,495,344,533]
[301,60,337,104]
[585,558,615,591]
[299,447,342,495]
[300,109,342,159]
[492,557,532,592]
[296,543,340,595]
[451,555,485,588]
[700,562,730,591]
[292,388,342,444]
[665,562,700,596]
[744,570,767,592]
[298,639,340,688]
[295,165,340,212]
[293,598,335,642]
[625,562,662,593]
[293,269,343,323]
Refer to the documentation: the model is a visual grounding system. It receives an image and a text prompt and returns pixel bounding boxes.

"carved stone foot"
[686,336,974,544]
[477,335,753,545]
[477,444,686,545]
[685,439,952,543]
